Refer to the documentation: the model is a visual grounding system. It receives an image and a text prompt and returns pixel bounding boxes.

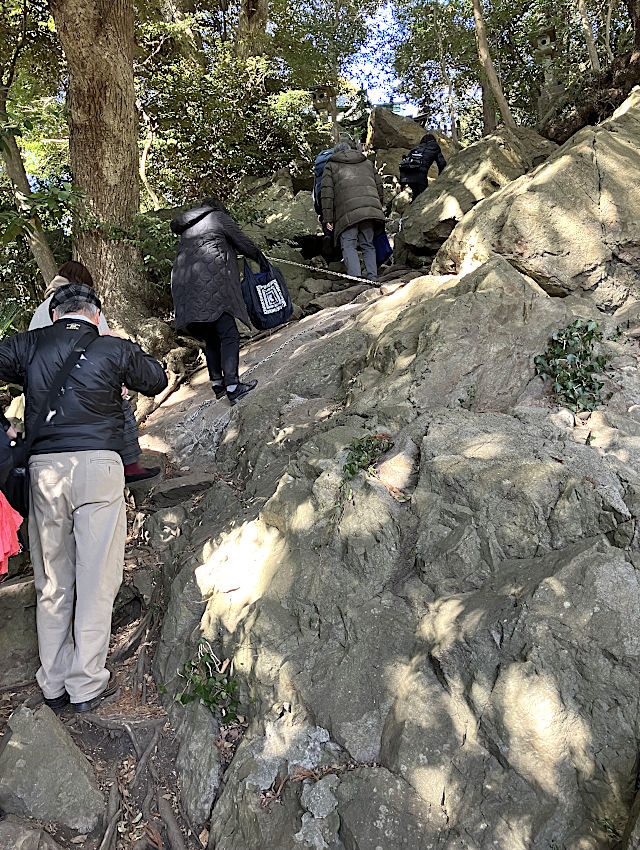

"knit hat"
[49,283,102,320]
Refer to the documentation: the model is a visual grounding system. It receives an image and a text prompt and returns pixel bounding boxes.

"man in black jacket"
[0,284,167,713]
[399,133,447,201]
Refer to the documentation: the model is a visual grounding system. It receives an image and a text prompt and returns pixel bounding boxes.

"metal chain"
[265,255,375,286]
[183,288,373,426]
[181,237,411,428]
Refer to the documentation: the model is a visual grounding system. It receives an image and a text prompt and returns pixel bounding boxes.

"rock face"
[369,108,458,186]
[367,107,455,159]
[395,126,557,265]
[149,472,218,508]
[434,88,640,311]
[0,705,104,833]
[0,816,62,849]
[146,235,640,848]
[0,578,39,690]
[239,169,319,246]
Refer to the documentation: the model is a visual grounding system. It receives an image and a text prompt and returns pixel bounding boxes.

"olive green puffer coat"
[320,150,385,239]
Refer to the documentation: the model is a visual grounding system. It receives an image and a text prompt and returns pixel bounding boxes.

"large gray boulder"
[0,578,38,690]
[0,705,104,833]
[0,816,62,850]
[240,175,319,244]
[366,107,455,157]
[395,126,557,265]
[434,87,640,311]
[148,248,640,848]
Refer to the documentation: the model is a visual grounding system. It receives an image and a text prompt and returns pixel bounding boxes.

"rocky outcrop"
[239,169,318,246]
[366,107,455,159]
[369,108,458,193]
[0,705,104,833]
[434,87,640,311]
[0,816,63,849]
[0,578,39,690]
[144,244,640,847]
[394,126,557,265]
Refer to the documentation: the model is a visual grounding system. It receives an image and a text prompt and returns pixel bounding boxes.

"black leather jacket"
[0,317,167,456]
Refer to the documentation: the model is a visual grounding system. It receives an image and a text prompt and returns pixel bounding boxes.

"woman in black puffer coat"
[170,198,265,405]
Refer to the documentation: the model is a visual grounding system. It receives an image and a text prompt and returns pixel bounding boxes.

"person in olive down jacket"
[398,133,447,201]
[170,198,266,405]
[320,142,385,283]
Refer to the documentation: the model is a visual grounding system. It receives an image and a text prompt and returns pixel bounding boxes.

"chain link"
[183,289,372,427]
[265,255,375,286]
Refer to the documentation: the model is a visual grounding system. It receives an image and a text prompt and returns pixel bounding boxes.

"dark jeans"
[404,178,428,200]
[188,314,240,387]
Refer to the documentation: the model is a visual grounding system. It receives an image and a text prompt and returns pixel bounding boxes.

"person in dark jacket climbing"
[398,133,447,201]
[170,198,266,405]
[320,142,385,282]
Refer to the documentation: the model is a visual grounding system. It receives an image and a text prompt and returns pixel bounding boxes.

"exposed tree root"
[157,795,188,850]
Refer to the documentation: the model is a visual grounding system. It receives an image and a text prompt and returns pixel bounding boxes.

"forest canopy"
[1,0,639,331]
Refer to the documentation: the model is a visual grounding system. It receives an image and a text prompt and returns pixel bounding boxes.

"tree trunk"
[481,79,498,135]
[626,0,640,49]
[434,4,458,143]
[577,0,602,70]
[48,0,151,332]
[237,0,268,57]
[0,89,58,290]
[471,0,516,128]
[0,7,58,292]
[604,0,615,62]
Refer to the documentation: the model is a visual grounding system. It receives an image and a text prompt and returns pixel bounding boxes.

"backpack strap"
[25,328,97,456]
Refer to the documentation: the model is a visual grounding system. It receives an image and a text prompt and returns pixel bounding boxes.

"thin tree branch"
[2,0,28,94]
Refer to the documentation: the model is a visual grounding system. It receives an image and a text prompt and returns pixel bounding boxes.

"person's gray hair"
[334,142,352,153]
[53,297,100,318]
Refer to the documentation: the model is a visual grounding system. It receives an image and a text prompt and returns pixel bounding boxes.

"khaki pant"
[29,450,126,702]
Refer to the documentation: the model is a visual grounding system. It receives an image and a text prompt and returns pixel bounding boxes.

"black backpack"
[399,148,426,172]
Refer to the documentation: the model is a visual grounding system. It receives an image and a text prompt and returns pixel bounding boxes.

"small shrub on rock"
[534,319,610,413]
[176,638,238,721]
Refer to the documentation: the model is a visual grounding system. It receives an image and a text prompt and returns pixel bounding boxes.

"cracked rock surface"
[434,88,640,312]
[394,126,557,266]
[143,89,640,849]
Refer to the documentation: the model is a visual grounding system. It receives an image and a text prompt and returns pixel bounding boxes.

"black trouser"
[403,178,428,200]
[188,314,240,387]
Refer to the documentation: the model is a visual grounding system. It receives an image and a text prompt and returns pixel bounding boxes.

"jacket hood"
[329,149,368,165]
[170,203,216,235]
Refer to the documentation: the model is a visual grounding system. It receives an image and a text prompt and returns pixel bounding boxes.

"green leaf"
[176,692,197,705]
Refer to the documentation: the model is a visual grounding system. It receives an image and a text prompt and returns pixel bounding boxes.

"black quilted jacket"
[170,204,264,330]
